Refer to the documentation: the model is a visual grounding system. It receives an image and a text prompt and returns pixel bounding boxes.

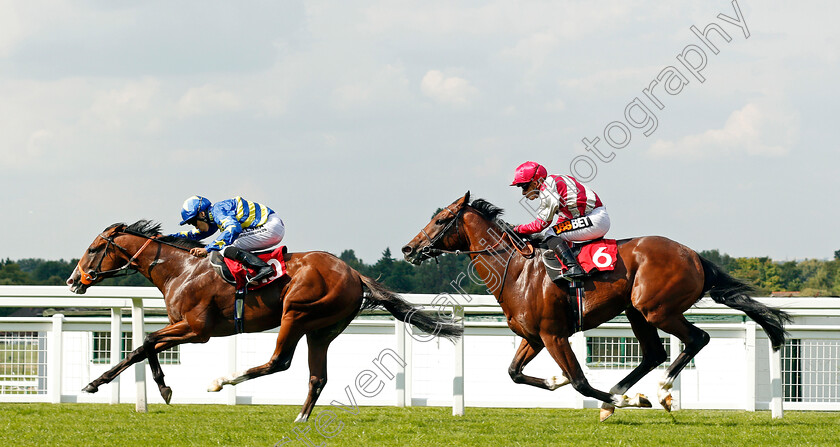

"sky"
[1,0,837,264]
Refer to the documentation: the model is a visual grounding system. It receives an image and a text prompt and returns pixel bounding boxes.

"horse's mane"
[468,198,505,222]
[106,220,204,249]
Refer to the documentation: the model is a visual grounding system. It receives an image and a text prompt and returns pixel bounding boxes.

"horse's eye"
[88,246,102,254]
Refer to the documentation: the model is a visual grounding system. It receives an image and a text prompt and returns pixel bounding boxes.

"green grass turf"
[1,404,839,447]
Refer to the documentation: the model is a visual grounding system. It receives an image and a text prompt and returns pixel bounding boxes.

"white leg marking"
[658,374,674,406]
[207,370,248,392]
[294,412,308,423]
[545,374,571,390]
[611,393,650,408]
[611,394,630,407]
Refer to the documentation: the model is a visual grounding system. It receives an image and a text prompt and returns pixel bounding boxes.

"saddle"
[537,237,618,281]
[533,236,618,334]
[209,246,289,334]
[209,245,289,290]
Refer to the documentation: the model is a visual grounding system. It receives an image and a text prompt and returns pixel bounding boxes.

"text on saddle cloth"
[223,246,289,290]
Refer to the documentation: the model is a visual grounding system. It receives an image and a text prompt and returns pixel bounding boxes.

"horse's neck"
[133,243,196,292]
[463,222,528,301]
[463,222,568,306]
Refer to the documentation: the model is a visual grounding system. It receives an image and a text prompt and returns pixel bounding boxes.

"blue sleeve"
[204,202,242,252]
[170,228,216,241]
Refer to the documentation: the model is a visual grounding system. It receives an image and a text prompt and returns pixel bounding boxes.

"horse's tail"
[699,256,791,351]
[358,275,463,340]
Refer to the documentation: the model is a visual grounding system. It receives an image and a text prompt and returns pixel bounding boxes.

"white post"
[396,320,407,407]
[570,332,586,409]
[669,334,682,411]
[225,335,237,405]
[769,342,784,419]
[110,307,122,405]
[452,306,465,416]
[48,314,64,404]
[131,298,147,413]
[744,321,756,412]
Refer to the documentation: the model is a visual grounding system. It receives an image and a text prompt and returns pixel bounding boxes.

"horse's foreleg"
[599,308,668,421]
[84,344,148,393]
[142,320,200,404]
[541,334,652,415]
[208,317,304,393]
[508,338,569,390]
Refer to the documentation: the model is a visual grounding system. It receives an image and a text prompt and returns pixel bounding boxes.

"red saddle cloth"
[223,246,288,291]
[576,239,618,273]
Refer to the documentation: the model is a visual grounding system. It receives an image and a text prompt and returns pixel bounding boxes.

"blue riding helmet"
[179,196,212,225]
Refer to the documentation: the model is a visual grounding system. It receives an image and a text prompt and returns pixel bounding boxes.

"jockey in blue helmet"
[173,195,286,285]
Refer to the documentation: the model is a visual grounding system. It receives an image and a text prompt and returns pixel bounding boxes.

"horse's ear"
[463,190,470,205]
[105,223,127,235]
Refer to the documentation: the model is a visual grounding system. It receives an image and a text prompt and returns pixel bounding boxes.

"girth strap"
[568,280,585,333]
[234,288,246,334]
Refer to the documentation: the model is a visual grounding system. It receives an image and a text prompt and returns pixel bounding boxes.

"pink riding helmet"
[510,161,548,186]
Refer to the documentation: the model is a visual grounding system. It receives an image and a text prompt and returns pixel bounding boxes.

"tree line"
[1,248,839,297]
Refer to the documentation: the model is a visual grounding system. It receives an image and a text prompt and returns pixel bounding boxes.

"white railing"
[1,286,838,418]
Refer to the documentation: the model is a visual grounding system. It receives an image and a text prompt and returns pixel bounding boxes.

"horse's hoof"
[160,386,172,405]
[82,384,99,394]
[599,407,615,422]
[660,393,672,412]
[294,413,308,423]
[636,393,652,408]
[207,380,222,392]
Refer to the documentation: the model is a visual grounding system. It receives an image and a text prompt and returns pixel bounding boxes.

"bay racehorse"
[401,192,789,421]
[67,220,461,422]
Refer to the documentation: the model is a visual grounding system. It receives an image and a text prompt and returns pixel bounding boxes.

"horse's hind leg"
[208,316,304,392]
[508,338,570,390]
[295,328,343,423]
[599,308,668,421]
[651,315,710,411]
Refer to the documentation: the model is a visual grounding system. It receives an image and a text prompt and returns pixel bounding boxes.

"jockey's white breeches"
[232,213,285,251]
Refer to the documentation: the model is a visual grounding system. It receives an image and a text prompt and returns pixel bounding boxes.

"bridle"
[76,231,190,286]
[419,205,464,259]
[417,205,535,299]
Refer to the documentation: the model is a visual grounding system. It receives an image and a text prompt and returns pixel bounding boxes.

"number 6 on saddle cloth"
[209,245,289,332]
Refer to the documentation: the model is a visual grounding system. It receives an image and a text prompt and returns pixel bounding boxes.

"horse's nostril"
[401,245,413,255]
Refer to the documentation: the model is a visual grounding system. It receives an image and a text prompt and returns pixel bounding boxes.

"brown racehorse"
[401,192,789,421]
[66,220,461,422]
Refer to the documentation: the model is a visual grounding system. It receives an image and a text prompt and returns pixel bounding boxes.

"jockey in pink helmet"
[510,161,610,278]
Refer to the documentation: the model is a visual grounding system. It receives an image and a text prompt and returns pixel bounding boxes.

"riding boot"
[223,247,275,285]
[552,241,585,278]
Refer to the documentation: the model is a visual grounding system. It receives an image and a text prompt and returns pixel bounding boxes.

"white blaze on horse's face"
[66,265,86,294]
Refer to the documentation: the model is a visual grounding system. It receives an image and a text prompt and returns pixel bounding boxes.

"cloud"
[420,70,478,106]
[331,64,411,109]
[499,32,560,70]
[177,84,243,117]
[648,102,799,159]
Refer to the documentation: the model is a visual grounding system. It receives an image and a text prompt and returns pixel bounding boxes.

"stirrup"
[561,265,585,278]
[247,266,274,286]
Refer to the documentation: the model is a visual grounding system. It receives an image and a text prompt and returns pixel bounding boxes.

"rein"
[77,231,192,285]
[420,209,535,299]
